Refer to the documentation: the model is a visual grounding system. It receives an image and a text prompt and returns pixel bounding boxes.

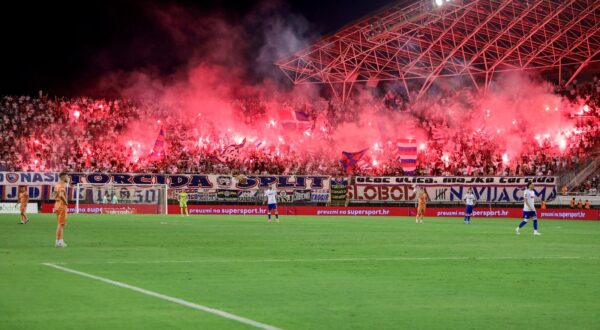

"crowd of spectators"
[575,171,600,195]
[1,77,599,179]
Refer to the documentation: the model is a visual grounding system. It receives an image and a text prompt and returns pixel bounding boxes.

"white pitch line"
[50,255,597,266]
[42,263,282,330]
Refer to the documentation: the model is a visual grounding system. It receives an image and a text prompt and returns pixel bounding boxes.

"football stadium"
[1,0,599,329]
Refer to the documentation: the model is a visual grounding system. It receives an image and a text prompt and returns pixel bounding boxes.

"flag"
[229,138,246,149]
[340,148,369,174]
[216,138,246,163]
[278,109,312,130]
[294,110,311,122]
[254,139,265,150]
[149,127,166,159]
[397,138,417,175]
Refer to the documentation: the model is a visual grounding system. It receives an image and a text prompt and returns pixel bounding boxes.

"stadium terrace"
[2,1,600,329]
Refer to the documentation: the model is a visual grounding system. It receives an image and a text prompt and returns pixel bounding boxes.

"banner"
[0,203,38,214]
[217,189,239,201]
[0,172,330,204]
[293,189,312,202]
[2,185,44,201]
[38,204,599,220]
[41,204,158,214]
[330,178,348,202]
[237,189,260,203]
[2,172,567,205]
[350,176,557,203]
[396,139,417,174]
[75,185,163,204]
[169,189,218,202]
[0,172,328,188]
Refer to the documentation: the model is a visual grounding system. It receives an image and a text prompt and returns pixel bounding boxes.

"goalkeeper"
[178,190,189,217]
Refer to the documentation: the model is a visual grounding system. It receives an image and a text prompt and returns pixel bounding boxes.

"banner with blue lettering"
[1,172,557,204]
[0,172,331,204]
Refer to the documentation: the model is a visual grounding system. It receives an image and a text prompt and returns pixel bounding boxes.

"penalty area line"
[42,263,283,330]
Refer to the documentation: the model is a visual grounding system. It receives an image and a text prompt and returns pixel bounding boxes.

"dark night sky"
[0,0,394,96]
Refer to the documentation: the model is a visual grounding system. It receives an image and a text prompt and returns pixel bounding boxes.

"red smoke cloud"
[92,2,591,169]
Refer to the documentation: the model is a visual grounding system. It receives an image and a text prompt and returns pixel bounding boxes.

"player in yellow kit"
[178,190,189,216]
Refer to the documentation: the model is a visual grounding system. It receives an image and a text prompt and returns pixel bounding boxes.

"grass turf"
[0,213,599,330]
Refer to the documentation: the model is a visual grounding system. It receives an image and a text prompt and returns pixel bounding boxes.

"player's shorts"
[268,203,277,211]
[179,202,187,208]
[523,211,537,219]
[56,206,67,225]
[465,205,474,215]
[417,205,426,215]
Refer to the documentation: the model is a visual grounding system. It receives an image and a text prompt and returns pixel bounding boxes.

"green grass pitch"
[1,213,599,330]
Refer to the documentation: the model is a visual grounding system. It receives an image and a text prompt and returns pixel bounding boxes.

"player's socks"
[533,219,538,231]
[268,214,272,222]
[516,219,528,234]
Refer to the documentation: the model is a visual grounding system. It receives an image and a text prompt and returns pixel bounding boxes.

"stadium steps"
[558,151,600,192]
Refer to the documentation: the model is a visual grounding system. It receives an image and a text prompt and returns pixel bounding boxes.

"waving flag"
[340,148,369,174]
[397,138,417,175]
[294,110,310,122]
[215,138,246,163]
[278,109,312,130]
[229,138,246,149]
[149,127,166,159]
[254,139,265,150]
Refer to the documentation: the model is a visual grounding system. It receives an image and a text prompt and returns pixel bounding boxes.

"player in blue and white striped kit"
[516,181,541,235]
[463,188,476,224]
[264,184,279,223]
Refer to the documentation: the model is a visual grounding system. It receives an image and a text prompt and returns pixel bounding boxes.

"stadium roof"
[276,0,600,101]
